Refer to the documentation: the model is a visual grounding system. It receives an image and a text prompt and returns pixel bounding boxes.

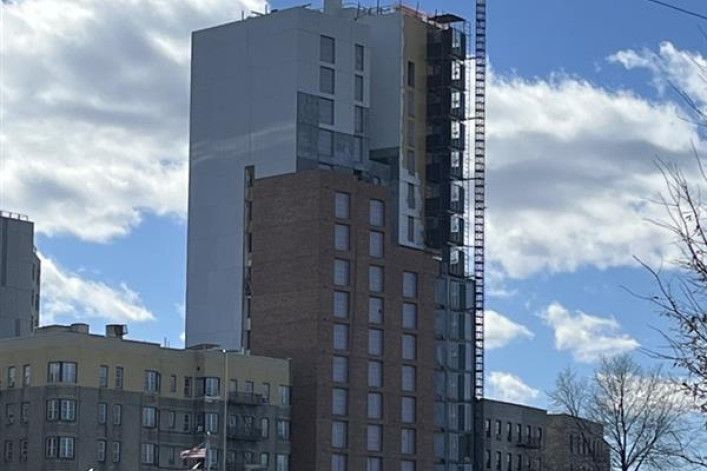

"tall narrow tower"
[0,211,41,339]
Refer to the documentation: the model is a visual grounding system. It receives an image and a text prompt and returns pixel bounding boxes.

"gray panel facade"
[0,213,40,339]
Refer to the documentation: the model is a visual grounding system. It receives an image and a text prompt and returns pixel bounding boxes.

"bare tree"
[646,161,707,416]
[549,354,707,471]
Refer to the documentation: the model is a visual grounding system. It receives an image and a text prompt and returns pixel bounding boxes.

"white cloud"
[488,371,540,405]
[486,66,703,278]
[40,254,155,324]
[485,310,534,349]
[609,42,707,110]
[541,302,639,362]
[0,0,266,242]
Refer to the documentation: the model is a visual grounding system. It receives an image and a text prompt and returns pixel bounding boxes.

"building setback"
[185,1,477,469]
[0,211,40,339]
[0,324,291,470]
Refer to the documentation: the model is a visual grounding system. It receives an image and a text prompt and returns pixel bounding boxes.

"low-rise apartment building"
[481,399,610,471]
[0,323,292,471]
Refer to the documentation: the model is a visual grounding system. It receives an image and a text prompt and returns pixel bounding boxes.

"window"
[407,216,415,243]
[402,334,416,360]
[319,97,334,125]
[333,324,349,351]
[368,297,383,324]
[367,424,382,451]
[22,365,30,387]
[403,272,418,298]
[452,90,462,110]
[355,44,364,71]
[407,61,415,87]
[202,377,220,397]
[115,366,123,389]
[369,265,383,292]
[184,376,192,397]
[332,421,347,448]
[451,121,461,140]
[94,406,115,429]
[277,454,290,471]
[507,422,512,441]
[407,183,416,209]
[354,106,365,134]
[368,329,383,356]
[97,440,107,462]
[112,442,121,463]
[452,60,462,80]
[318,129,333,156]
[47,399,76,422]
[355,75,364,101]
[370,199,384,226]
[45,437,57,458]
[402,366,416,392]
[4,440,13,462]
[59,437,74,459]
[496,451,502,470]
[402,461,416,471]
[333,356,348,383]
[113,404,122,426]
[169,374,177,393]
[402,397,416,423]
[245,381,254,395]
[402,303,417,329]
[144,370,160,393]
[320,66,335,94]
[334,259,350,286]
[20,402,29,423]
[332,388,348,416]
[368,361,382,388]
[47,362,77,383]
[19,439,27,462]
[279,385,292,406]
[401,428,416,454]
[98,365,108,388]
[485,419,491,437]
[261,417,270,438]
[335,192,350,219]
[167,410,176,429]
[277,420,291,440]
[332,454,347,471]
[320,35,335,63]
[334,291,349,318]
[142,407,158,428]
[406,150,415,175]
[367,457,382,471]
[141,443,157,465]
[335,224,349,251]
[369,231,383,258]
[7,366,16,388]
[367,392,382,419]
[183,413,192,432]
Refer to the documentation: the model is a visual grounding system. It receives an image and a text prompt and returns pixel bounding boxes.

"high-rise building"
[0,323,292,470]
[0,211,40,339]
[185,1,481,469]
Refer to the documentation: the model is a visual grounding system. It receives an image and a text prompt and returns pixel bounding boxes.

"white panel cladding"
[186,7,371,350]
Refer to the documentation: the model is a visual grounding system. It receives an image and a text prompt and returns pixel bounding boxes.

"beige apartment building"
[0,323,292,470]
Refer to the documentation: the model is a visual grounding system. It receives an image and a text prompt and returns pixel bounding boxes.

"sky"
[2,0,707,409]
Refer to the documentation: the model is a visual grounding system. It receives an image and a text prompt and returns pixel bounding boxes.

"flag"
[180,444,206,460]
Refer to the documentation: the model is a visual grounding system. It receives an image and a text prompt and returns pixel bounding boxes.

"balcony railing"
[227,425,263,441]
[228,392,268,405]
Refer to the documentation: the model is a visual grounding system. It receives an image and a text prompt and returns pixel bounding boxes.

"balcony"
[517,437,542,449]
[228,392,268,405]
[227,425,263,441]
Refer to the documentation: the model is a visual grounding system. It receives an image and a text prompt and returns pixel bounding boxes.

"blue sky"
[2,0,707,407]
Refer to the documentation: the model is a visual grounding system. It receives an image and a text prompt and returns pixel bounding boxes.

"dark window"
[320,35,335,63]
[355,44,364,71]
[320,66,335,94]
[407,61,415,87]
